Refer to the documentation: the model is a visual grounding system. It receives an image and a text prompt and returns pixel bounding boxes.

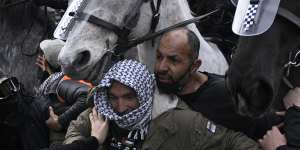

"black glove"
[56,79,90,105]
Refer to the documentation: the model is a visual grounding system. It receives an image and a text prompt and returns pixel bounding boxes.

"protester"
[63,59,260,150]
[36,39,65,75]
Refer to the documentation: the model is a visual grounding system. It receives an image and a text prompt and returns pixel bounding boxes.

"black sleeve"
[284,105,300,148]
[56,80,91,129]
[58,95,89,129]
[42,136,99,150]
[276,145,298,150]
[56,80,90,105]
[250,112,284,140]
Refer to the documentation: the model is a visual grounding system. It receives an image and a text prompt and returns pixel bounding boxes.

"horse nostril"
[73,50,91,68]
[247,80,273,113]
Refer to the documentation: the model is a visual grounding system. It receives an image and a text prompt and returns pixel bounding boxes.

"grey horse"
[56,0,229,83]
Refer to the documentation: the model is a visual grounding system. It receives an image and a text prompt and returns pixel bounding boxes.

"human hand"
[283,87,300,109]
[259,126,287,150]
[45,106,62,131]
[36,54,52,74]
[89,107,109,144]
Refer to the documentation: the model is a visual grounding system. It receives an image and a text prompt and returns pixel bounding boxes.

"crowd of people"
[0,0,300,150]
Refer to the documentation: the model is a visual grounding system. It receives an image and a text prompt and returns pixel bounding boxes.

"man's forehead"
[157,40,190,57]
[162,30,188,44]
[159,31,190,52]
[109,81,135,94]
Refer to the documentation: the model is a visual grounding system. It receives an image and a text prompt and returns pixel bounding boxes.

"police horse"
[0,1,53,149]
[0,1,67,149]
[54,0,229,84]
[0,0,56,96]
[227,0,300,117]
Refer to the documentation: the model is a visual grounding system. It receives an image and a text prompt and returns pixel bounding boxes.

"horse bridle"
[283,49,300,89]
[278,8,300,89]
[71,0,219,55]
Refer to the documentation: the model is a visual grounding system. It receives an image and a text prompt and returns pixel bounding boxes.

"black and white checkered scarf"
[93,60,155,132]
[38,72,64,96]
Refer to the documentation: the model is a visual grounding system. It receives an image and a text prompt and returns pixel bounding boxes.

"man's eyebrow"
[167,54,180,60]
[123,92,136,97]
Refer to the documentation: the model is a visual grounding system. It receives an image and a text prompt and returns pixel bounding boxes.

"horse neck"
[137,0,219,74]
[137,0,197,72]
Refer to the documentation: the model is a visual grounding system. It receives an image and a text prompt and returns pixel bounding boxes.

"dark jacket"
[64,100,260,150]
[277,105,300,150]
[56,80,91,129]
[42,137,99,150]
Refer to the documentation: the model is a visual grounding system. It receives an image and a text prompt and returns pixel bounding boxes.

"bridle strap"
[283,76,294,89]
[283,49,300,89]
[278,7,300,29]
[75,12,124,37]
[122,9,220,51]
[73,1,219,55]
[149,0,162,34]
[149,0,162,45]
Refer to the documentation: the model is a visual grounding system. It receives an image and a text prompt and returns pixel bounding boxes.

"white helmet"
[232,0,281,36]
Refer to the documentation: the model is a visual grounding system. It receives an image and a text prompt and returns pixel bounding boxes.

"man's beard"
[155,74,184,94]
[155,64,192,94]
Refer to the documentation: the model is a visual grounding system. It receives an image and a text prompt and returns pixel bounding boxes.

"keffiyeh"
[38,72,64,96]
[93,59,155,132]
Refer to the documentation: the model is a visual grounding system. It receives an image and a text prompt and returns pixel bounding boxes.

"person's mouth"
[157,75,172,83]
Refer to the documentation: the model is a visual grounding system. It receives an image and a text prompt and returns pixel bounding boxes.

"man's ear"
[191,59,201,72]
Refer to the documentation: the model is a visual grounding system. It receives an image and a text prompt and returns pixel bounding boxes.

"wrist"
[91,135,103,144]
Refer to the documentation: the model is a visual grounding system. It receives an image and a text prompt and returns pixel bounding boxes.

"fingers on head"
[49,106,54,113]
[92,107,98,116]
[272,126,279,131]
[89,113,94,121]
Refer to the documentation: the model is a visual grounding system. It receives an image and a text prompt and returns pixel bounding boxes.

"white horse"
[56,0,228,82]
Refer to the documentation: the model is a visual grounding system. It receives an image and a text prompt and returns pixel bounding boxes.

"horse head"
[227,0,300,117]
[55,0,153,82]
[55,0,229,84]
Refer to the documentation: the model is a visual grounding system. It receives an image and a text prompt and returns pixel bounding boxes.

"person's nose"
[157,58,169,73]
[114,99,128,113]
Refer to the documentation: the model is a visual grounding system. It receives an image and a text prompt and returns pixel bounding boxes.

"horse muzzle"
[226,74,273,118]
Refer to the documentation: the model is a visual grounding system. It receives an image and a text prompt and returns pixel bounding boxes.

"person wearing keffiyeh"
[63,59,261,150]
[92,59,155,149]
